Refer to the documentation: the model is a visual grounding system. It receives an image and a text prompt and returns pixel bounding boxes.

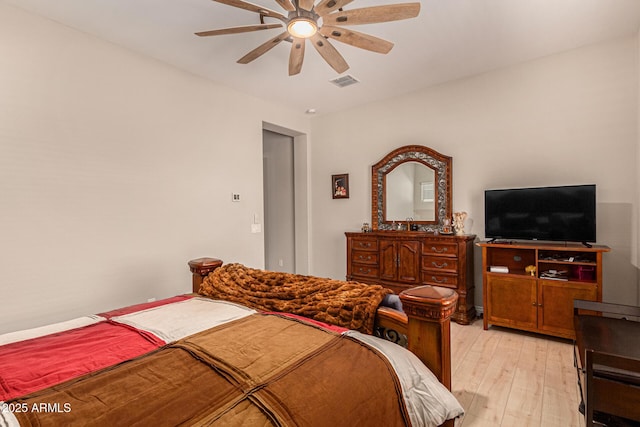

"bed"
[0,257,463,427]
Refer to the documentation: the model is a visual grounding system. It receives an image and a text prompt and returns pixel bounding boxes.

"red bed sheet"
[0,321,164,401]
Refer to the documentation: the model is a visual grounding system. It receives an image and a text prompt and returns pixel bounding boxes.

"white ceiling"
[6,0,640,115]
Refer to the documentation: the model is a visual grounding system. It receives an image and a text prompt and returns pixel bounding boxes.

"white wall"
[0,3,310,334]
[310,35,639,306]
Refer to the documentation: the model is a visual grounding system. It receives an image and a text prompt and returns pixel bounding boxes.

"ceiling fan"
[195,0,421,75]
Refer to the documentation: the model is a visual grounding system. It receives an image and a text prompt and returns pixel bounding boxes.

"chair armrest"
[587,349,640,384]
[574,299,640,319]
[585,348,640,423]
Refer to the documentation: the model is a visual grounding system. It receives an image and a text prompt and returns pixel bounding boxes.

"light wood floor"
[450,318,583,427]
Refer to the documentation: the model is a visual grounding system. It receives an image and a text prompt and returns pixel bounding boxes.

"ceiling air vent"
[329,75,360,88]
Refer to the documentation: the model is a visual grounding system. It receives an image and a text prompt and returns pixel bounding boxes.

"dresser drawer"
[351,250,378,265]
[422,242,458,257]
[351,265,379,279]
[351,238,378,251]
[422,272,459,289]
[422,255,458,274]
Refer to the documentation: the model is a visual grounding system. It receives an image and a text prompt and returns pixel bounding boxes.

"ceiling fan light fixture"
[287,18,318,38]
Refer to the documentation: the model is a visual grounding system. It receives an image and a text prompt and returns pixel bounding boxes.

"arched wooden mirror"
[372,145,452,232]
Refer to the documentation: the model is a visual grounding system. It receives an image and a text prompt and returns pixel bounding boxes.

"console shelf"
[477,241,610,339]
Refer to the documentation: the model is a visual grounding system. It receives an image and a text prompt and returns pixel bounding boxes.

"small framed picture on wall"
[332,174,349,199]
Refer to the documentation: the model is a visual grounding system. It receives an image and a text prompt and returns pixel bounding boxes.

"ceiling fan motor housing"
[287,9,320,38]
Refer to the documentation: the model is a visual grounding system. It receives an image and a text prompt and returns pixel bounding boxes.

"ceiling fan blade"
[289,38,306,75]
[274,0,296,12]
[315,0,354,17]
[297,0,315,11]
[310,33,349,74]
[212,0,286,20]
[319,26,393,54]
[323,3,420,26]
[195,23,283,37]
[237,31,290,64]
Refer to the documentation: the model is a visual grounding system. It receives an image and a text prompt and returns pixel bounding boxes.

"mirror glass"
[385,162,436,221]
[372,145,452,232]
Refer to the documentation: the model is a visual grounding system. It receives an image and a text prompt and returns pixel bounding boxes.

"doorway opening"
[263,130,295,272]
[262,124,309,274]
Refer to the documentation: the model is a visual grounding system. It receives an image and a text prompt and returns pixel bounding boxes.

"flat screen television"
[484,184,596,243]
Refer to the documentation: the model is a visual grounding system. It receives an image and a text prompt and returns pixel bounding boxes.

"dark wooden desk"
[573,300,640,426]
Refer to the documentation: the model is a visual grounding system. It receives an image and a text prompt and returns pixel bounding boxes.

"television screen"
[484,184,596,243]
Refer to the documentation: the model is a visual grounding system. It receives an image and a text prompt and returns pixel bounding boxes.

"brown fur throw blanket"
[199,263,392,334]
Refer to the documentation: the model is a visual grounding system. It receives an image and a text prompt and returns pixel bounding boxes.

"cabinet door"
[397,240,420,284]
[379,240,397,281]
[486,275,537,330]
[538,280,598,338]
[379,240,420,283]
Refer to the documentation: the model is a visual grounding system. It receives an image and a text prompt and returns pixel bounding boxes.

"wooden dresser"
[346,231,476,325]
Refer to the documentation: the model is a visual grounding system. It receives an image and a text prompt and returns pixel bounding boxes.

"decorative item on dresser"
[452,211,467,235]
[346,231,476,325]
[478,241,610,339]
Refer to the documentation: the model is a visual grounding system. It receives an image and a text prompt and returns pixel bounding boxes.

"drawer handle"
[431,276,448,284]
[358,242,372,248]
[431,261,448,269]
[357,255,372,261]
[357,268,371,274]
[431,246,448,254]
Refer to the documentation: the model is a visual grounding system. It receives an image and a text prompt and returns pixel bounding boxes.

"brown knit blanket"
[199,263,392,334]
